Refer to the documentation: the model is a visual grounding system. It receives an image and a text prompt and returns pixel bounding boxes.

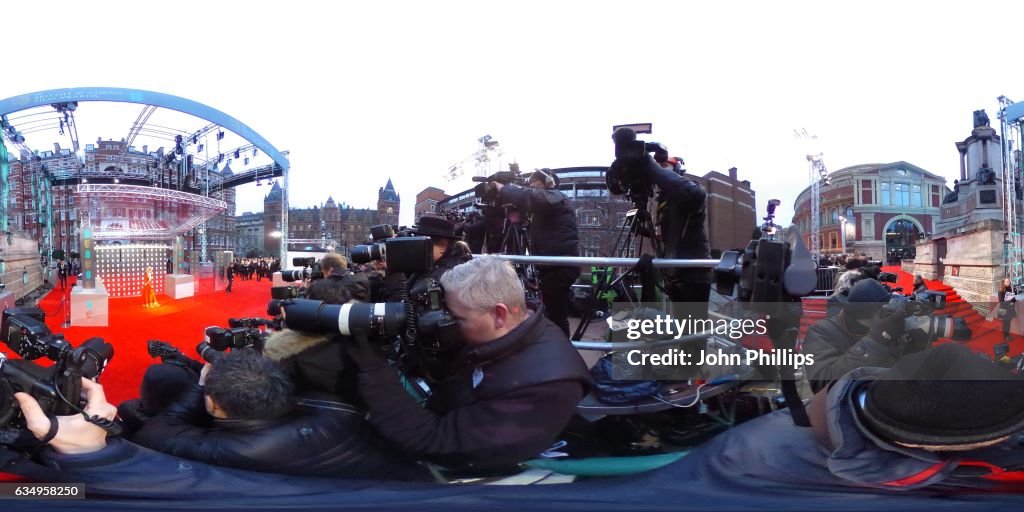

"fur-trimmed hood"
[262,328,333,362]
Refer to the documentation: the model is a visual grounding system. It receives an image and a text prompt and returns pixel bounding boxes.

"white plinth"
[271,272,303,288]
[70,283,109,327]
[164,274,195,299]
[200,262,214,278]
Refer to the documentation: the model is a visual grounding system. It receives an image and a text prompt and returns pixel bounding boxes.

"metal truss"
[77,184,227,211]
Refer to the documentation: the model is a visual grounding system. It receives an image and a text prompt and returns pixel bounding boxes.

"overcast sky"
[2,0,1022,227]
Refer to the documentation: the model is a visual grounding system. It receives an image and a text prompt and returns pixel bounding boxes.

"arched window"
[845,206,853,219]
[831,209,839,225]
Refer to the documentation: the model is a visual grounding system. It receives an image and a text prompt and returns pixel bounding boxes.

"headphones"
[533,169,556,189]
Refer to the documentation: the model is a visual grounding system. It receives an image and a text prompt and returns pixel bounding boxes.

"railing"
[814,266,840,295]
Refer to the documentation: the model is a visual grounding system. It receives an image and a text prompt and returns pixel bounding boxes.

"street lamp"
[838,215,847,254]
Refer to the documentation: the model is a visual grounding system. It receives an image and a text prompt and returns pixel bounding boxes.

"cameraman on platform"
[608,133,711,321]
[491,169,579,337]
[803,278,909,393]
[346,255,591,474]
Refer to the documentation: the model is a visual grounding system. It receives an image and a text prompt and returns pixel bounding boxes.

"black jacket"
[131,385,427,480]
[353,308,591,473]
[499,184,579,258]
[462,217,487,254]
[802,314,901,393]
[263,329,359,404]
[428,242,473,282]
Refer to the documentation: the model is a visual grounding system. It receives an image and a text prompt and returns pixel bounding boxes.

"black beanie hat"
[861,344,1024,447]
[844,278,891,320]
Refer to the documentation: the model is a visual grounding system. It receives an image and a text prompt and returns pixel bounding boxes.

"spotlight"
[113,178,119,184]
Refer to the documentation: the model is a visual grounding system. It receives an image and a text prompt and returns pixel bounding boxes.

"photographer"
[491,169,580,337]
[803,278,908,393]
[316,252,371,302]
[266,276,362,402]
[461,211,487,254]
[128,349,423,479]
[609,151,711,321]
[410,215,473,282]
[346,256,591,474]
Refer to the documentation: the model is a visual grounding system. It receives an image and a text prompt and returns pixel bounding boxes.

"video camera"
[0,307,116,441]
[606,127,662,200]
[471,163,530,208]
[350,236,434,274]
[368,224,395,242]
[883,293,971,347]
[281,257,323,283]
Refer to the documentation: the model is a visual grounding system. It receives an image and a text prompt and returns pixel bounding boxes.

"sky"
[2,0,1023,228]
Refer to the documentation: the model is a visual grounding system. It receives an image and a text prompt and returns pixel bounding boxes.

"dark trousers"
[539,266,580,339]
[663,275,711,322]
[226,278,233,293]
[58,275,67,289]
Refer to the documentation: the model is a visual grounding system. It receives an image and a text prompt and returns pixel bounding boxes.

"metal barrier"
[814,266,840,296]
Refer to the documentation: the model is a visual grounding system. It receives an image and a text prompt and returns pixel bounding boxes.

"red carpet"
[32,276,273,405]
[800,267,1014,359]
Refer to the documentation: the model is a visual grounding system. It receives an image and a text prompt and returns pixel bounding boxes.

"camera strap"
[38,414,59,445]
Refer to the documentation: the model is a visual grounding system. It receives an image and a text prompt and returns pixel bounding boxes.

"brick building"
[415,187,448,221]
[792,162,949,260]
[258,178,400,256]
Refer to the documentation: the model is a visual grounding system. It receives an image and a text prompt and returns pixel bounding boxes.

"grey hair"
[439,255,527,315]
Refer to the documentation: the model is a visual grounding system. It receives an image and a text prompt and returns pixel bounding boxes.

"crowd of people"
[8,149,1024,505]
[229,257,281,282]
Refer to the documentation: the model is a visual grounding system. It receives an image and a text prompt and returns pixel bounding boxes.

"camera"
[271,285,302,300]
[884,294,971,346]
[606,127,660,199]
[877,272,898,283]
[470,164,529,208]
[281,257,323,283]
[195,325,268,363]
[368,224,395,242]
[0,307,115,438]
[229,317,282,330]
[350,237,434,274]
[275,277,462,382]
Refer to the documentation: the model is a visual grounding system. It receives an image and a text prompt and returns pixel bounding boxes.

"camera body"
[368,224,395,242]
[471,168,530,208]
[606,127,659,198]
[350,236,434,274]
[281,257,324,283]
[196,325,267,363]
[274,276,463,382]
[884,293,971,346]
[0,307,114,436]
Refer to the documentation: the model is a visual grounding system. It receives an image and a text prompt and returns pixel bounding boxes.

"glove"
[868,306,907,345]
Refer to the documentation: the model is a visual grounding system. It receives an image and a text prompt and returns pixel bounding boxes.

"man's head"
[306,277,354,305]
[843,278,892,328]
[861,344,1024,451]
[412,216,458,263]
[439,255,528,345]
[319,253,347,278]
[528,169,557,190]
[204,350,295,420]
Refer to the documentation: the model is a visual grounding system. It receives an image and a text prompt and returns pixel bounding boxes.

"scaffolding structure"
[795,129,830,265]
[999,96,1024,287]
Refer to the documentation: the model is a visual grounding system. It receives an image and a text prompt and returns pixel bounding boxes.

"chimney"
[143,145,148,154]
[728,167,738,180]
[53,143,61,152]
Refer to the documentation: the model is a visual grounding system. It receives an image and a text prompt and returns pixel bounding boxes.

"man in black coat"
[129,350,425,480]
[803,278,908,393]
[347,255,591,474]
[492,169,580,337]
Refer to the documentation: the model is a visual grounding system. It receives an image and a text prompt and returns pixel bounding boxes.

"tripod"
[497,205,540,301]
[571,192,663,341]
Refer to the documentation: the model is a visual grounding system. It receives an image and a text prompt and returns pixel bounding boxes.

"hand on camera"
[13,378,116,455]
[868,307,907,345]
[489,181,504,193]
